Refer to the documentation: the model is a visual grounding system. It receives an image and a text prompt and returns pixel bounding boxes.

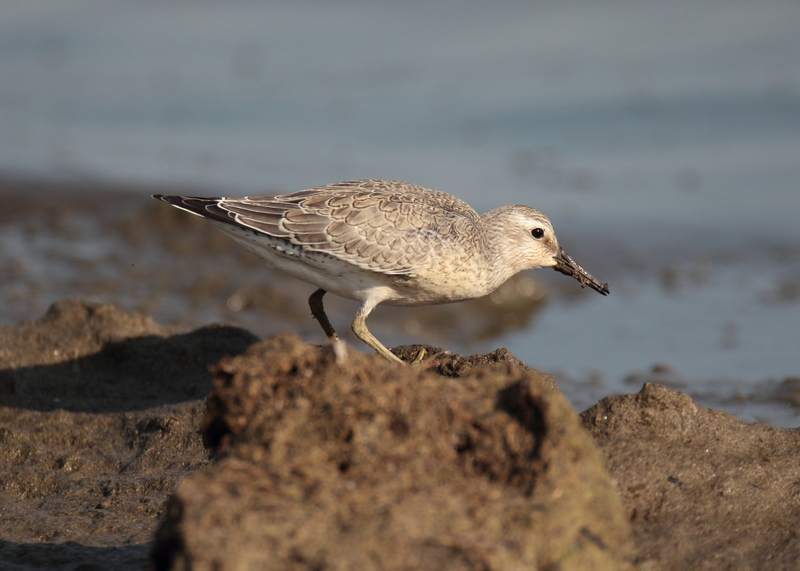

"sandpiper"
[154,179,608,363]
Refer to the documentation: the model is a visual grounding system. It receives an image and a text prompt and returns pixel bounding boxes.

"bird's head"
[485,205,609,295]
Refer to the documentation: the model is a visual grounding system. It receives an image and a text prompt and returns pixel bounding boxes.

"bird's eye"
[531,228,545,240]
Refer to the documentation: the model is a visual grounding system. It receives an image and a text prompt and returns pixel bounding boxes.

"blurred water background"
[1,1,799,424]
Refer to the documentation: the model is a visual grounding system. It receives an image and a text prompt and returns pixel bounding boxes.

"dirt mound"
[583,383,800,570]
[152,334,632,571]
[4,300,799,570]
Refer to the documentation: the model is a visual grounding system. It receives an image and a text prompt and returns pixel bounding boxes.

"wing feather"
[157,180,485,276]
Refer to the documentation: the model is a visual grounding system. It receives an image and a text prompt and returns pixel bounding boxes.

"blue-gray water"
[1,1,799,424]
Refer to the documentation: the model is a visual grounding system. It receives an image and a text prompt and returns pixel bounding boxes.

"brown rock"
[153,334,632,571]
[582,383,800,570]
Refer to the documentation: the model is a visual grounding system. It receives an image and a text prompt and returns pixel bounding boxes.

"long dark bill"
[553,248,610,295]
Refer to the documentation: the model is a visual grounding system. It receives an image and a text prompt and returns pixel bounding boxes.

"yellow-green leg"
[351,307,404,365]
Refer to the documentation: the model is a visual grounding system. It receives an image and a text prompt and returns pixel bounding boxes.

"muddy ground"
[1,299,799,570]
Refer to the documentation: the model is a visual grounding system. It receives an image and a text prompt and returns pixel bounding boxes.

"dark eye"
[531,228,545,240]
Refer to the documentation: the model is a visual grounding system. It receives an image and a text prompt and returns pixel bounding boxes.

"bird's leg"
[351,305,404,365]
[309,289,339,341]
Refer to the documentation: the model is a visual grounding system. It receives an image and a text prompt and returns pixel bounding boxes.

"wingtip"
[151,194,237,223]
[152,195,188,207]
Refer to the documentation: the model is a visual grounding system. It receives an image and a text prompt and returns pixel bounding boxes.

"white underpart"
[215,222,399,311]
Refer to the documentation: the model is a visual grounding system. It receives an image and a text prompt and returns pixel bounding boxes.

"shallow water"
[1,1,799,425]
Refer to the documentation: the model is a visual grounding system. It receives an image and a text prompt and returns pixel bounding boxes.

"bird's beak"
[553,248,609,295]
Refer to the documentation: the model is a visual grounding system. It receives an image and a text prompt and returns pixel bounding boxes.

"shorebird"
[154,179,608,364]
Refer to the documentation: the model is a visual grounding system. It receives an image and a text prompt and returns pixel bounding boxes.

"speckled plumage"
[154,179,608,363]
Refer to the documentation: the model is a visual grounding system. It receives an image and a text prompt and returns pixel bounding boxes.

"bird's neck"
[478,209,528,291]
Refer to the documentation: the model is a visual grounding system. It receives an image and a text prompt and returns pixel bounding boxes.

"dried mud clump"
[153,334,632,571]
[583,383,800,570]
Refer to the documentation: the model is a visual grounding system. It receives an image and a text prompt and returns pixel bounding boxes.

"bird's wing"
[210,180,483,275]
